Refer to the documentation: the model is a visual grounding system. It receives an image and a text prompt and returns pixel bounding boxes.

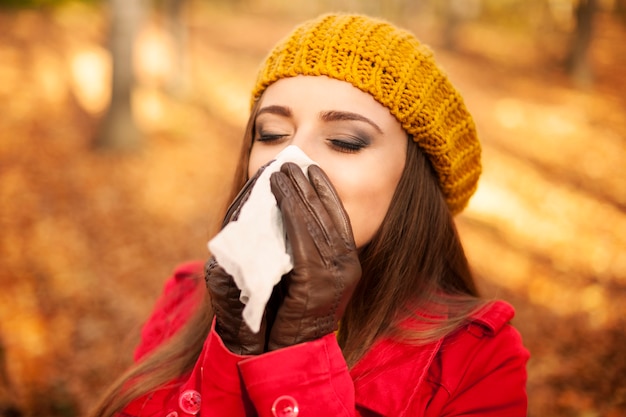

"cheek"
[248,146,280,178]
[330,167,402,248]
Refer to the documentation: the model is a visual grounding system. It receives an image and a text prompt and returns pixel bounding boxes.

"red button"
[165,412,178,417]
[179,389,201,415]
[272,395,299,417]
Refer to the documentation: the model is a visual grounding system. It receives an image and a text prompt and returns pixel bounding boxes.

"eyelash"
[256,133,288,143]
[329,138,368,153]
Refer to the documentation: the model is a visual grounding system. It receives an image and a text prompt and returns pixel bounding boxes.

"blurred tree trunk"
[164,0,188,97]
[0,339,22,417]
[567,0,597,87]
[441,0,461,50]
[93,0,146,150]
[439,0,481,51]
[615,0,626,23]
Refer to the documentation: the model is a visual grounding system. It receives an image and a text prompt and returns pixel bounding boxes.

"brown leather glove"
[204,163,271,355]
[268,162,361,350]
[204,258,266,355]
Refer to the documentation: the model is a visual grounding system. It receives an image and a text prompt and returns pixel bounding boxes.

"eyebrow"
[256,105,384,134]
[257,105,293,118]
[320,110,383,134]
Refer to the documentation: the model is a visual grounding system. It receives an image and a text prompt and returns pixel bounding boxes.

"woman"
[91,13,529,417]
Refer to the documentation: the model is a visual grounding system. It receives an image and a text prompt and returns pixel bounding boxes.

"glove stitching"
[330,260,344,333]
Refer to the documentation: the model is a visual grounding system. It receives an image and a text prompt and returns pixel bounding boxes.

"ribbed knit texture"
[251,13,481,214]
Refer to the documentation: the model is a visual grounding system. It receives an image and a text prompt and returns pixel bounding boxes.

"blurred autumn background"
[0,0,624,415]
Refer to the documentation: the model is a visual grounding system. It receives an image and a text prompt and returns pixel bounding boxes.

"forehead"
[258,75,394,121]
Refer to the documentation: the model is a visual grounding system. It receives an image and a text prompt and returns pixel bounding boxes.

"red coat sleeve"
[237,333,357,417]
[121,320,252,417]
[195,320,255,417]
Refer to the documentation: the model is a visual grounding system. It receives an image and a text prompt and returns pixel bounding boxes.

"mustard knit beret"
[251,13,481,214]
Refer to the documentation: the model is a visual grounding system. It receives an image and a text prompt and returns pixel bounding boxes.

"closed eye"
[328,137,369,153]
[256,132,289,143]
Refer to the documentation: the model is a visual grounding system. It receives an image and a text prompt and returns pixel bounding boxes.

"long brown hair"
[89,101,484,416]
[339,138,484,366]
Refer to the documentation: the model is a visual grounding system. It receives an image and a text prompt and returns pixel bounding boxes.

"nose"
[287,129,319,162]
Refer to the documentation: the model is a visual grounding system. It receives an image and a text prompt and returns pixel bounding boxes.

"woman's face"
[248,75,408,248]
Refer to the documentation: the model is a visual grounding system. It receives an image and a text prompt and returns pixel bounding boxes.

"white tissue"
[207,145,316,333]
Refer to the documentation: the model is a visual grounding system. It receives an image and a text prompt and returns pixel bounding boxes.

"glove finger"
[222,159,274,227]
[205,257,267,354]
[307,165,355,249]
[204,257,243,311]
[281,162,353,258]
[270,169,321,261]
[271,163,337,263]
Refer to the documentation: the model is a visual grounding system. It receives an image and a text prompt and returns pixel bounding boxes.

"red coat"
[121,261,529,417]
